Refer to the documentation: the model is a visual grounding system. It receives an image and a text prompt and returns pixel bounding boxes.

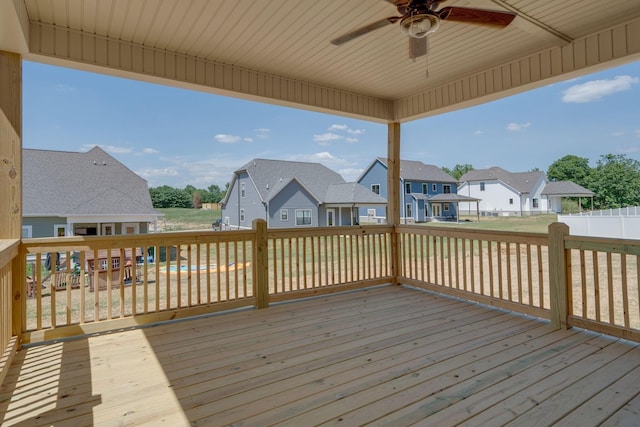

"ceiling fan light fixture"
[400,13,440,38]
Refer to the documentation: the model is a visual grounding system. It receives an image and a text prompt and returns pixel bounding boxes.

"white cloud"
[137,168,179,178]
[506,122,531,132]
[562,75,639,103]
[143,148,159,154]
[611,131,625,137]
[346,137,358,143]
[313,132,343,144]
[474,130,483,135]
[214,134,241,144]
[244,137,254,142]
[254,128,271,138]
[328,124,348,131]
[339,168,364,182]
[347,128,365,135]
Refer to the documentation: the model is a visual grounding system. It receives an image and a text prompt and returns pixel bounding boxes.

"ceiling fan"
[331,0,517,60]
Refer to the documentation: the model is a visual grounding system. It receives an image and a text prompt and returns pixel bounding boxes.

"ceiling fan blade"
[331,17,397,45]
[409,37,427,59]
[438,7,516,28]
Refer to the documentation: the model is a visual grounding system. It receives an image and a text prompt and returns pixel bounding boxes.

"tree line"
[443,153,640,210]
[149,184,228,208]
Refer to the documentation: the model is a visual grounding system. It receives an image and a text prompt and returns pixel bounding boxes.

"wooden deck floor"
[2,285,640,426]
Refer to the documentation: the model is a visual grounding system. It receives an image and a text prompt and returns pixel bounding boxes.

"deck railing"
[0,239,19,385]
[563,233,640,341]
[396,225,550,319]
[6,221,640,349]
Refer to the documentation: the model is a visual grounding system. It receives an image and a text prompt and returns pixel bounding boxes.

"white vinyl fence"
[559,206,640,239]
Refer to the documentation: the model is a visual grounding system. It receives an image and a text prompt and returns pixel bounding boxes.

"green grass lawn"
[425,214,558,234]
[157,208,222,231]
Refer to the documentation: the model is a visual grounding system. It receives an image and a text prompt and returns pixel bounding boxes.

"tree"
[149,185,192,208]
[547,155,591,188]
[590,154,640,209]
[443,164,474,180]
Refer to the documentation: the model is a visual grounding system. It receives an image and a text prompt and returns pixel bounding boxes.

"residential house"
[458,166,549,216]
[220,159,386,229]
[23,146,162,238]
[357,158,461,222]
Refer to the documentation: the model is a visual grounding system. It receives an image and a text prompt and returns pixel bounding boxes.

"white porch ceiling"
[3,0,640,122]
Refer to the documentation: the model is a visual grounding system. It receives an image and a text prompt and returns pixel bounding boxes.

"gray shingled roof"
[325,183,386,205]
[542,181,594,196]
[232,159,383,205]
[429,193,481,202]
[459,167,544,194]
[376,158,457,183]
[237,159,344,203]
[23,146,159,217]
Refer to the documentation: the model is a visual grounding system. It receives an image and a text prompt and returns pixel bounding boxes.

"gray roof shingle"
[232,159,385,205]
[542,181,594,196]
[459,167,544,194]
[23,146,159,217]
[376,158,457,183]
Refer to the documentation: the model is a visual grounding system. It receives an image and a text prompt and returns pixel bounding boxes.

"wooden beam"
[387,122,401,285]
[252,219,269,309]
[0,50,21,240]
[548,222,570,330]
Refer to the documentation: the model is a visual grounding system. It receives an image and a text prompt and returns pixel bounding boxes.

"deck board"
[1,285,640,426]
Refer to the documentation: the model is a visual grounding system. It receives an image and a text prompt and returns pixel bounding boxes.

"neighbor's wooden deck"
[2,285,640,426]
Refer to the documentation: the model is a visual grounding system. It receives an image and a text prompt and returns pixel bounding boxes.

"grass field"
[426,214,558,233]
[157,208,558,234]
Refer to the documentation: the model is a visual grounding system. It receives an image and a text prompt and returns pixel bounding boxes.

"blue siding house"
[221,159,386,229]
[357,158,460,222]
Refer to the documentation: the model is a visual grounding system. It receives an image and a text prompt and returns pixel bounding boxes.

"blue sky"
[23,59,640,188]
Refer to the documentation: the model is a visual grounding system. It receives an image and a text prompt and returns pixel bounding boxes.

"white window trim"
[240,182,246,198]
[432,184,437,192]
[54,224,69,237]
[122,222,139,235]
[443,184,452,194]
[101,223,115,236]
[280,209,288,221]
[240,208,245,222]
[295,209,312,226]
[371,184,380,194]
[422,183,428,194]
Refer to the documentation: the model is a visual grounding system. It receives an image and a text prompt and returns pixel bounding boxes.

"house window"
[480,182,486,191]
[101,223,114,236]
[444,204,450,211]
[405,204,412,217]
[422,183,428,194]
[22,226,32,238]
[367,209,376,216]
[295,209,312,226]
[240,209,245,222]
[122,223,139,235]
[509,198,514,205]
[533,198,539,208]
[280,209,288,221]
[55,224,68,237]
[443,184,452,194]
[240,182,246,198]
[432,184,437,192]
[371,184,380,194]
[405,182,411,194]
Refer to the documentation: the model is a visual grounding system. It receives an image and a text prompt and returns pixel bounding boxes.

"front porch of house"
[2,284,639,426]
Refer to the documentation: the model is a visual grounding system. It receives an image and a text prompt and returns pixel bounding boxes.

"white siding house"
[458,167,549,216]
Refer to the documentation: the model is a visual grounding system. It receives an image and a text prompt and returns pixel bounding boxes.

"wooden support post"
[1,51,22,344]
[548,222,570,329]
[387,122,401,285]
[252,219,269,309]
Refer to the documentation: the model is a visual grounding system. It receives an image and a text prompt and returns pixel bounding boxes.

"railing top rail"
[565,234,640,255]
[396,225,548,246]
[0,239,19,269]
[267,225,393,239]
[21,230,255,253]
